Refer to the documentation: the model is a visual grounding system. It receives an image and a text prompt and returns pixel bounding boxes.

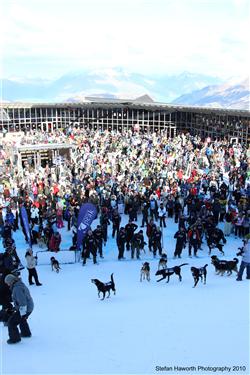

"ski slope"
[1,215,249,375]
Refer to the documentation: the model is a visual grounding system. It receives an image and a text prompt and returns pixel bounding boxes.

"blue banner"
[77,203,97,250]
[20,206,32,247]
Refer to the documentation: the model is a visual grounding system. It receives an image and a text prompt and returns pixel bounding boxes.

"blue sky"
[1,0,249,80]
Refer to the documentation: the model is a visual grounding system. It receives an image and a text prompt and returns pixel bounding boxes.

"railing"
[35,249,81,265]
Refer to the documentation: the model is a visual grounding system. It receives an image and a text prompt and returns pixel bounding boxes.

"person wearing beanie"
[4,274,34,344]
[25,249,42,286]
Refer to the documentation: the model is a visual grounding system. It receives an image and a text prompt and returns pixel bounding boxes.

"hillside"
[172,78,250,110]
[1,68,221,103]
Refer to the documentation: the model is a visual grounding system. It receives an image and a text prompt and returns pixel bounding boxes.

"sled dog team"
[91,252,241,300]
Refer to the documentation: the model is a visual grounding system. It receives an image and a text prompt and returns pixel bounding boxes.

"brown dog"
[158,253,167,270]
[211,256,238,276]
[140,262,150,282]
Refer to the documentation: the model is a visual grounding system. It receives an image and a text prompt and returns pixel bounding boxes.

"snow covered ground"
[1,214,249,375]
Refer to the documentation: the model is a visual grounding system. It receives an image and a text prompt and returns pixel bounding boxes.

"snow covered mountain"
[1,68,222,103]
[172,78,250,110]
[4,69,248,109]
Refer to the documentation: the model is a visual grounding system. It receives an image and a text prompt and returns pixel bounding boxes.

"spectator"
[4,274,34,344]
[158,202,167,228]
[236,238,250,281]
[25,249,42,286]
[49,231,61,252]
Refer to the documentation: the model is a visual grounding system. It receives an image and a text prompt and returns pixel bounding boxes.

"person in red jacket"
[190,185,197,196]
[177,169,183,181]
[53,184,59,196]
[49,232,61,252]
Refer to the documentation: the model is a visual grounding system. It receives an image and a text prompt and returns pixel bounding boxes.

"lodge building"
[1,98,250,144]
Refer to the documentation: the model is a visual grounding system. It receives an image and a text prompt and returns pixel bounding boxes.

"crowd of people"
[1,127,250,343]
[0,128,250,263]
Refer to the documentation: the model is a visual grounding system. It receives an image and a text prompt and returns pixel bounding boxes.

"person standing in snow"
[187,225,200,258]
[82,229,97,265]
[174,227,186,258]
[151,227,162,257]
[4,274,34,344]
[158,202,167,228]
[25,248,42,286]
[117,227,126,260]
[111,209,121,239]
[236,238,250,281]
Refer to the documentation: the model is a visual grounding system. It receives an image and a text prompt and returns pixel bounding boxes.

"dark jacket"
[174,230,186,245]
[0,275,12,307]
[117,229,126,246]
[125,222,138,239]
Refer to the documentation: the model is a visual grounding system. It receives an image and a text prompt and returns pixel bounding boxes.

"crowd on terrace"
[0,126,250,271]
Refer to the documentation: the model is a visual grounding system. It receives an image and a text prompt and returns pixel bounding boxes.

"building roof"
[16,143,74,151]
[133,94,155,103]
[1,99,250,117]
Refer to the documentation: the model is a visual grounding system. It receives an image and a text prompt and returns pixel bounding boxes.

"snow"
[1,215,249,375]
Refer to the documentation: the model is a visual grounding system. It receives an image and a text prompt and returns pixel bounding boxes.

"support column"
[33,152,37,169]
[37,152,41,169]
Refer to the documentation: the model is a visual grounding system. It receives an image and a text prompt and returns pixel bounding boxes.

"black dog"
[91,273,116,300]
[211,256,238,276]
[155,263,188,283]
[50,257,61,273]
[191,264,208,288]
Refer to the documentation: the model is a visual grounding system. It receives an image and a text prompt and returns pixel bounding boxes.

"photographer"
[236,237,250,281]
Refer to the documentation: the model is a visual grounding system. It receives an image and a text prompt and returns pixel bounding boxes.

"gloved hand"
[21,314,29,320]
[19,306,27,317]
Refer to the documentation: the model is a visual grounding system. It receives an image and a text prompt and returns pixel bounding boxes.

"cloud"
[1,0,250,79]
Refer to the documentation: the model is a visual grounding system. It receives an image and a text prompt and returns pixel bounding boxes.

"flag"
[20,206,32,247]
[77,203,97,250]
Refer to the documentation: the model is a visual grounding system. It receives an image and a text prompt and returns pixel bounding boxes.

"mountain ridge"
[1,68,249,109]
[172,79,249,110]
[1,68,222,103]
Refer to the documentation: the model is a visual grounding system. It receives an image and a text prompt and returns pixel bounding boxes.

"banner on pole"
[20,206,32,247]
[76,203,97,250]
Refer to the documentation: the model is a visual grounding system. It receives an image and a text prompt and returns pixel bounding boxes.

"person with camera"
[236,237,250,281]
[4,273,34,344]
